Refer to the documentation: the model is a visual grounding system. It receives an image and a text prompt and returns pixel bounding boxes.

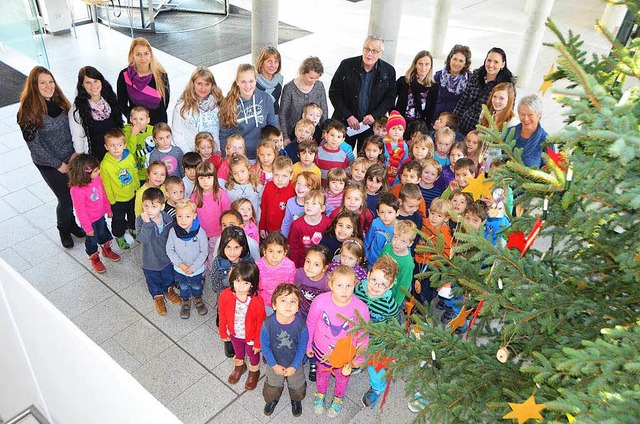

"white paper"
[346,123,370,137]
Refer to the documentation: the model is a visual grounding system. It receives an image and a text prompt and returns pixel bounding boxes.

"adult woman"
[453,47,515,136]
[395,50,438,128]
[69,66,124,160]
[279,56,328,143]
[172,66,224,153]
[511,95,547,168]
[117,37,170,125]
[255,46,284,114]
[17,66,85,248]
[433,44,472,122]
[219,64,279,161]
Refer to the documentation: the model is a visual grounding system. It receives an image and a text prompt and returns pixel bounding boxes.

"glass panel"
[0,0,49,67]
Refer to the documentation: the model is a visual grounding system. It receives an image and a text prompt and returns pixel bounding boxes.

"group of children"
[66,97,511,417]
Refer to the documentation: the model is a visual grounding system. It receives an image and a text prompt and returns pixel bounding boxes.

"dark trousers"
[85,216,113,255]
[111,197,135,237]
[37,165,75,233]
[143,264,174,297]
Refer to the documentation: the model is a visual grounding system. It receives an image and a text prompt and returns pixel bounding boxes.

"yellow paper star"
[567,413,576,423]
[502,395,546,424]
[448,305,473,334]
[462,173,494,201]
[538,64,555,96]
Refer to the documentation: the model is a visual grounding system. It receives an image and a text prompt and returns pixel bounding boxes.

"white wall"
[0,258,182,424]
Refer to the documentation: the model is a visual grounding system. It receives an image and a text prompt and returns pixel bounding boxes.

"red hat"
[386,110,406,132]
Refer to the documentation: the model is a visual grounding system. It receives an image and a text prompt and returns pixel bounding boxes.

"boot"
[224,341,235,358]
[165,287,181,305]
[59,228,73,249]
[245,369,260,390]
[193,297,208,315]
[154,295,167,315]
[88,252,106,273]
[227,363,247,384]
[100,241,121,262]
[70,224,86,238]
[180,299,191,319]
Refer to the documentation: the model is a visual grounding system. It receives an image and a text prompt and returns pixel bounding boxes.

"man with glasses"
[329,36,396,153]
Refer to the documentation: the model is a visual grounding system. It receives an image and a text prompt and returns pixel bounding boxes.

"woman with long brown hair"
[17,66,85,248]
[395,50,438,129]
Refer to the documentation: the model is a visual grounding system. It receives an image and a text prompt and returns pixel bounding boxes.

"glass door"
[0,0,49,67]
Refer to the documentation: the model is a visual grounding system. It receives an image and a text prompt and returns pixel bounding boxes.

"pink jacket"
[190,190,231,238]
[70,176,112,233]
[256,256,296,307]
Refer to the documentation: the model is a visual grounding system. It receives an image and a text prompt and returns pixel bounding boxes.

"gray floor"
[0,0,612,422]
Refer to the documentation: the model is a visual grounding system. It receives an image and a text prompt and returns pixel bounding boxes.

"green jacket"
[124,124,154,181]
[100,149,140,203]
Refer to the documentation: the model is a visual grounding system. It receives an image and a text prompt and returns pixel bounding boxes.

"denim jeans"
[143,264,174,297]
[84,216,113,255]
[174,271,203,299]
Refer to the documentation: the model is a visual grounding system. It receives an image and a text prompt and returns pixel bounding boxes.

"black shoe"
[224,340,235,358]
[70,225,86,238]
[291,400,302,417]
[264,399,279,416]
[309,361,317,382]
[59,229,74,248]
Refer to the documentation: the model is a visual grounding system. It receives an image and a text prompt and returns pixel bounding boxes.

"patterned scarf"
[124,65,161,109]
[439,68,469,95]
[197,94,217,113]
[89,97,111,121]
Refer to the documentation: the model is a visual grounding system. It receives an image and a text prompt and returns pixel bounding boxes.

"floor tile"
[0,215,41,250]
[26,180,58,203]
[13,232,64,266]
[145,301,212,341]
[177,322,227,371]
[99,338,143,374]
[0,164,45,191]
[166,374,236,424]
[0,147,33,175]
[21,200,58,232]
[2,188,43,213]
[20,251,86,295]
[0,247,32,273]
[113,319,174,365]
[72,295,143,344]
[0,197,17,222]
[118,277,157,316]
[207,401,262,424]
[45,272,114,319]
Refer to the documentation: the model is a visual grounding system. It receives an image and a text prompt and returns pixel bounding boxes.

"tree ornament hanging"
[496,346,510,363]
[448,305,473,334]
[538,64,555,96]
[502,395,546,423]
[463,173,494,201]
[506,215,544,257]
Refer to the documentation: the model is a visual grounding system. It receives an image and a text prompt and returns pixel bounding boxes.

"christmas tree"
[362,2,640,422]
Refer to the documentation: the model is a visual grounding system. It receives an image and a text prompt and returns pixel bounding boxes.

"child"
[254,139,277,184]
[166,199,209,319]
[284,118,315,163]
[231,198,258,243]
[218,260,266,390]
[292,140,321,181]
[69,154,120,273]
[359,135,385,167]
[464,130,487,175]
[364,164,389,219]
[365,193,400,266]
[260,156,295,238]
[316,120,349,181]
[441,141,466,187]
[479,82,516,130]
[446,157,477,195]
[320,211,362,260]
[147,122,184,178]
[163,176,184,219]
[261,284,308,417]
[372,116,388,138]
[449,189,473,234]
[181,151,202,199]
[419,159,445,210]
[261,125,285,157]
[307,266,370,417]
[433,127,456,167]
[288,189,331,267]
[432,111,461,140]
[350,157,370,184]
[281,171,320,237]
[134,161,167,216]
[226,154,264,222]
[396,183,425,249]
[195,131,222,168]
[356,256,400,408]
[301,102,324,142]
[257,231,297,315]
[390,160,428,221]
[217,134,246,183]
[100,128,140,250]
[381,220,417,305]
[325,167,348,216]
[295,245,331,321]
[135,188,181,314]
[329,183,374,235]
[218,210,261,260]
[383,111,410,186]
[211,224,254,294]
[403,133,434,172]
[326,238,367,285]
[123,105,154,183]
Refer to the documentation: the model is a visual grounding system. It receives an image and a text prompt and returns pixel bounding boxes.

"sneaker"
[408,394,428,413]
[165,287,181,305]
[309,361,317,382]
[313,392,325,415]
[88,252,106,273]
[193,297,208,315]
[180,299,191,319]
[361,387,380,408]
[350,367,362,375]
[154,295,167,315]
[327,396,343,418]
[116,236,130,250]
[100,241,121,262]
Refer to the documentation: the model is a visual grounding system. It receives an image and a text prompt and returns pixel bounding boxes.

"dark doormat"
[110,5,311,66]
[0,61,27,108]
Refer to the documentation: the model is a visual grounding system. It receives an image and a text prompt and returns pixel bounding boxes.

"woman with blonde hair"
[117,37,170,125]
[172,66,224,153]
[255,46,284,114]
[395,50,438,128]
[219,64,279,161]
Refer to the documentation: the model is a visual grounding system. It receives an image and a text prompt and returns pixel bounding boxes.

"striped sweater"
[316,145,350,181]
[354,280,400,324]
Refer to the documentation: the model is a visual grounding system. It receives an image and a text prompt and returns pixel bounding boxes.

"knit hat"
[386,110,406,132]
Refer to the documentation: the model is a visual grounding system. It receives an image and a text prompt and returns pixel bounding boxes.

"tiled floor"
[0,0,611,422]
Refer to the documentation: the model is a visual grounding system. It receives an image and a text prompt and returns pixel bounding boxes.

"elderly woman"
[278,56,328,144]
[511,94,547,168]
[433,44,472,123]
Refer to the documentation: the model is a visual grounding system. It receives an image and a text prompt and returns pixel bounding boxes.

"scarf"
[89,97,111,121]
[197,94,217,113]
[385,139,406,170]
[124,65,162,109]
[439,68,469,96]
[175,216,201,241]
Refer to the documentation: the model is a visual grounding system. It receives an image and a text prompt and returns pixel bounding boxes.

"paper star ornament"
[538,64,555,96]
[503,395,546,423]
[448,305,473,334]
[463,173,494,201]
[506,216,544,257]
[545,147,567,172]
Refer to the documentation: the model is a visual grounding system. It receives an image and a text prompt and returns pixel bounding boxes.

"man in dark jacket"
[329,36,396,152]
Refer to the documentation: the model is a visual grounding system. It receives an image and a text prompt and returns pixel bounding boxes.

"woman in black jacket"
[395,50,438,130]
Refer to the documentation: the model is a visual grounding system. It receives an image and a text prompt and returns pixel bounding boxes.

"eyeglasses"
[363,47,382,55]
[369,279,391,290]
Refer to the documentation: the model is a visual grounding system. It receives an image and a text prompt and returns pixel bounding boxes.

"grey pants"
[263,365,307,403]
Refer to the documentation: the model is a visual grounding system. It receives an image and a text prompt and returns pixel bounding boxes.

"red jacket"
[259,181,295,233]
[218,288,266,349]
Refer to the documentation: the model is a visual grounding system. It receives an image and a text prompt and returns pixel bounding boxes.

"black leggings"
[37,165,76,232]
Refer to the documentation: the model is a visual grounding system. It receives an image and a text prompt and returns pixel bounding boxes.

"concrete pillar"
[601,3,627,34]
[515,0,555,88]
[524,0,534,15]
[251,0,279,65]
[431,0,452,59]
[368,0,403,66]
